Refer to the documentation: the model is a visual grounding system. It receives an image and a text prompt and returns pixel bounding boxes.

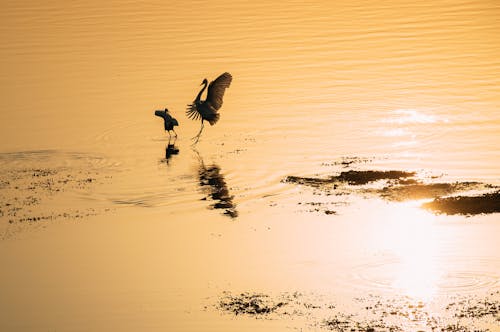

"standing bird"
[186,72,232,143]
[154,108,179,138]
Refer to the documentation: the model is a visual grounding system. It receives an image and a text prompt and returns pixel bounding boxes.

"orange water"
[1,1,499,331]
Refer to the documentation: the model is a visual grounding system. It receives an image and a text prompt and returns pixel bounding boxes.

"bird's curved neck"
[195,81,208,103]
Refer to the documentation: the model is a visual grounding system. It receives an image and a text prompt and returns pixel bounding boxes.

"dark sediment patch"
[422,191,500,215]
[446,291,500,320]
[218,292,287,316]
[216,291,496,331]
[394,178,420,185]
[0,150,113,238]
[323,314,402,332]
[336,170,416,185]
[296,201,345,215]
[285,170,415,187]
[216,291,336,320]
[285,167,500,216]
[284,175,335,187]
[438,323,490,332]
[350,294,493,332]
[321,156,374,168]
[376,182,486,201]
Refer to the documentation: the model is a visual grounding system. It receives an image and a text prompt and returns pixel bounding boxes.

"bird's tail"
[207,113,220,126]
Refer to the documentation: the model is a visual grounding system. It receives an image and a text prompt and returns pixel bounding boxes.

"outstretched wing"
[154,110,166,119]
[186,103,202,121]
[206,72,232,110]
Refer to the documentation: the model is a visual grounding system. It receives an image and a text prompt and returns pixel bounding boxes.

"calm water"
[1,1,499,331]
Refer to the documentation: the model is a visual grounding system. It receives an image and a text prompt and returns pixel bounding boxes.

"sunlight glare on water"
[0,0,499,331]
[383,203,441,302]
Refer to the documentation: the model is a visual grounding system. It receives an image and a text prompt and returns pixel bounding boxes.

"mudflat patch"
[284,165,499,216]
[218,292,287,316]
[215,291,498,331]
[284,170,415,187]
[446,291,500,320]
[423,191,500,215]
[0,150,113,238]
[375,182,488,201]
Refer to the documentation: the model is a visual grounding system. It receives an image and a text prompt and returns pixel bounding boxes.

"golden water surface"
[1,1,499,331]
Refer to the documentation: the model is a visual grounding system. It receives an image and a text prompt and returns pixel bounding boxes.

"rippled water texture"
[0,1,499,331]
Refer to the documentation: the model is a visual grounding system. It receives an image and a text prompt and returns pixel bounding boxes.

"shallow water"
[1,1,499,331]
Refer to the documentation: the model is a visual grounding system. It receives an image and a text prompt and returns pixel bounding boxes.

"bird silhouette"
[155,108,179,138]
[186,72,232,143]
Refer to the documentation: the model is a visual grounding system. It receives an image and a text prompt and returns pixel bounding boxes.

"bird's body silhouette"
[187,72,232,143]
[155,108,179,137]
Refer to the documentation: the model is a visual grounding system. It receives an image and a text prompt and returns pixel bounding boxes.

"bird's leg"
[197,121,204,138]
[173,129,178,138]
[168,130,172,139]
[192,121,204,143]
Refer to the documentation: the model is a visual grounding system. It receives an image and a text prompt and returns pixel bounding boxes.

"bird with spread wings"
[154,108,179,138]
[186,72,232,143]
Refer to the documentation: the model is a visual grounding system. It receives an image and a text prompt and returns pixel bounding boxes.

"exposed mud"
[446,292,500,320]
[0,150,113,237]
[285,165,499,216]
[217,291,497,331]
[218,292,288,316]
[423,191,500,215]
[322,313,403,331]
[376,182,487,201]
[337,170,416,185]
[297,201,346,215]
[284,170,415,187]
[321,157,374,168]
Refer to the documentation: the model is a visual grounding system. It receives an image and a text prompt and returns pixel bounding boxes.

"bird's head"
[201,78,208,85]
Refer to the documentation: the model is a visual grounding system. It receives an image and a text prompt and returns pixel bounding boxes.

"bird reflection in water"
[195,150,238,218]
[164,137,179,165]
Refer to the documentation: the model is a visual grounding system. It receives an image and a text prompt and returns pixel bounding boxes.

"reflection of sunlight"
[377,109,446,149]
[382,109,446,124]
[380,128,412,137]
[392,140,418,147]
[385,203,441,302]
